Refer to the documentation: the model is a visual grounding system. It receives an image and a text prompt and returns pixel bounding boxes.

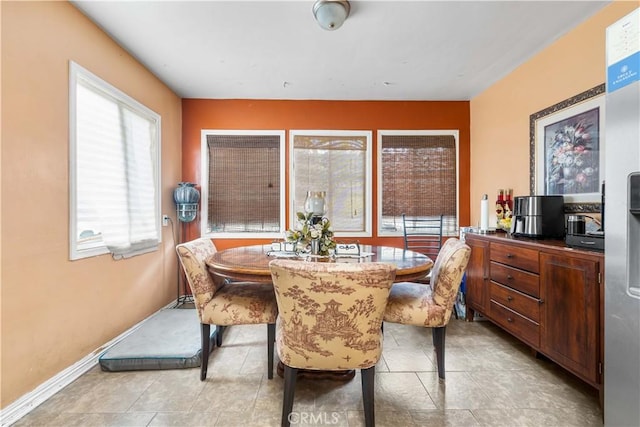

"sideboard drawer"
[490,262,540,297]
[490,242,539,273]
[489,281,540,322]
[490,301,540,347]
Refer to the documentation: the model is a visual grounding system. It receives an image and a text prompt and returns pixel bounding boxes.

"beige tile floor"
[13,318,603,426]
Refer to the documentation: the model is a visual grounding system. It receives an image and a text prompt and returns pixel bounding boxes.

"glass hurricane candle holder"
[304,191,327,216]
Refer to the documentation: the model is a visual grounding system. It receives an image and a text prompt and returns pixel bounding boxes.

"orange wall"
[1,2,182,408]
[469,1,638,226]
[182,100,471,249]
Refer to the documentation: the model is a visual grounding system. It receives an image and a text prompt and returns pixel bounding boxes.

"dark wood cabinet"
[465,237,490,316]
[539,253,600,384]
[465,232,603,392]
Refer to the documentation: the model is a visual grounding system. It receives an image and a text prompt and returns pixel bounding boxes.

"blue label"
[607,51,640,93]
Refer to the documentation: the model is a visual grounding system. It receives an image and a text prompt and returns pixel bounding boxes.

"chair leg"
[200,324,210,381]
[432,326,446,380]
[361,366,376,427]
[267,323,275,379]
[216,325,225,347]
[282,366,298,427]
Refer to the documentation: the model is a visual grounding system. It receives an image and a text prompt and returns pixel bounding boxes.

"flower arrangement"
[498,217,512,233]
[285,212,336,256]
[546,111,600,195]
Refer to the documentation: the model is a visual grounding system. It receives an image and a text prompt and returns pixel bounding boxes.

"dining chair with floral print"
[383,238,471,380]
[176,238,278,381]
[269,259,397,427]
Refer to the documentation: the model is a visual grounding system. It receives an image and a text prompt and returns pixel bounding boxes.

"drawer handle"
[483,276,490,281]
[538,299,544,305]
[507,275,514,280]
[506,253,514,258]
[507,317,514,323]
[506,296,513,302]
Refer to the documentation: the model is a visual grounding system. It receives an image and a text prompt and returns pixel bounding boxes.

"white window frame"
[69,61,161,260]
[377,130,460,237]
[200,129,286,239]
[289,130,373,238]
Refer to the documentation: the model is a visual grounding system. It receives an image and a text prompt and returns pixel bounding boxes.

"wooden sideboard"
[465,232,604,396]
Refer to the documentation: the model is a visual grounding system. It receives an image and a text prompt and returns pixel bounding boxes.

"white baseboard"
[0,300,180,427]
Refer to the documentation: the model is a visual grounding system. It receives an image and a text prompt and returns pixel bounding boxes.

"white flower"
[563,126,575,138]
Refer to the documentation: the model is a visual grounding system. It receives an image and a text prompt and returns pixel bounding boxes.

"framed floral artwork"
[530,84,605,213]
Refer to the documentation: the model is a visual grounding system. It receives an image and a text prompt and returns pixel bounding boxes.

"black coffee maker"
[511,195,565,238]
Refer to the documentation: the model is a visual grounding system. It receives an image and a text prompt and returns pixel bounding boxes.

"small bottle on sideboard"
[496,189,505,224]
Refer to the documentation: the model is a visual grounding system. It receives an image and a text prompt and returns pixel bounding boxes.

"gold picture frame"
[529,84,605,213]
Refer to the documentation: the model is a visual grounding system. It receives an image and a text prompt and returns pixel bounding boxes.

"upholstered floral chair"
[269,260,397,427]
[383,238,471,380]
[176,239,278,381]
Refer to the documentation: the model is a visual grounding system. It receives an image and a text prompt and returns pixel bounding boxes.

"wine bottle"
[504,189,513,219]
[496,189,505,222]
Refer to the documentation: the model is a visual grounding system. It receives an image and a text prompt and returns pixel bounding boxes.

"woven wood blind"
[381,134,457,219]
[206,135,280,232]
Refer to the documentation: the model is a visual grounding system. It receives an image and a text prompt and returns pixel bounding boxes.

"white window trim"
[289,130,373,238]
[200,129,286,239]
[377,129,460,237]
[69,61,162,260]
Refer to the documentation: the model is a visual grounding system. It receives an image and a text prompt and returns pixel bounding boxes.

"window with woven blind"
[69,62,161,260]
[201,131,285,238]
[290,131,372,236]
[378,131,459,236]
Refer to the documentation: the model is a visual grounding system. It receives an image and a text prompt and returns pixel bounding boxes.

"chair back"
[430,238,471,312]
[175,239,224,316]
[402,214,444,260]
[269,260,396,371]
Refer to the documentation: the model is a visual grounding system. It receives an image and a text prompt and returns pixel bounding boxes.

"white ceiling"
[71,1,609,101]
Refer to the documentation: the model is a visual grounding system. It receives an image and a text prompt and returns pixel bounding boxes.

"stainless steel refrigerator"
[604,8,640,426]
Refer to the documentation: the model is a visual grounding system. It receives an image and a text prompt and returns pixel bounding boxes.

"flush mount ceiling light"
[313,0,350,31]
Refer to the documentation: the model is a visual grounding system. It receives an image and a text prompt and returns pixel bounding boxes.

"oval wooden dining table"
[204,244,434,381]
[205,244,434,284]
